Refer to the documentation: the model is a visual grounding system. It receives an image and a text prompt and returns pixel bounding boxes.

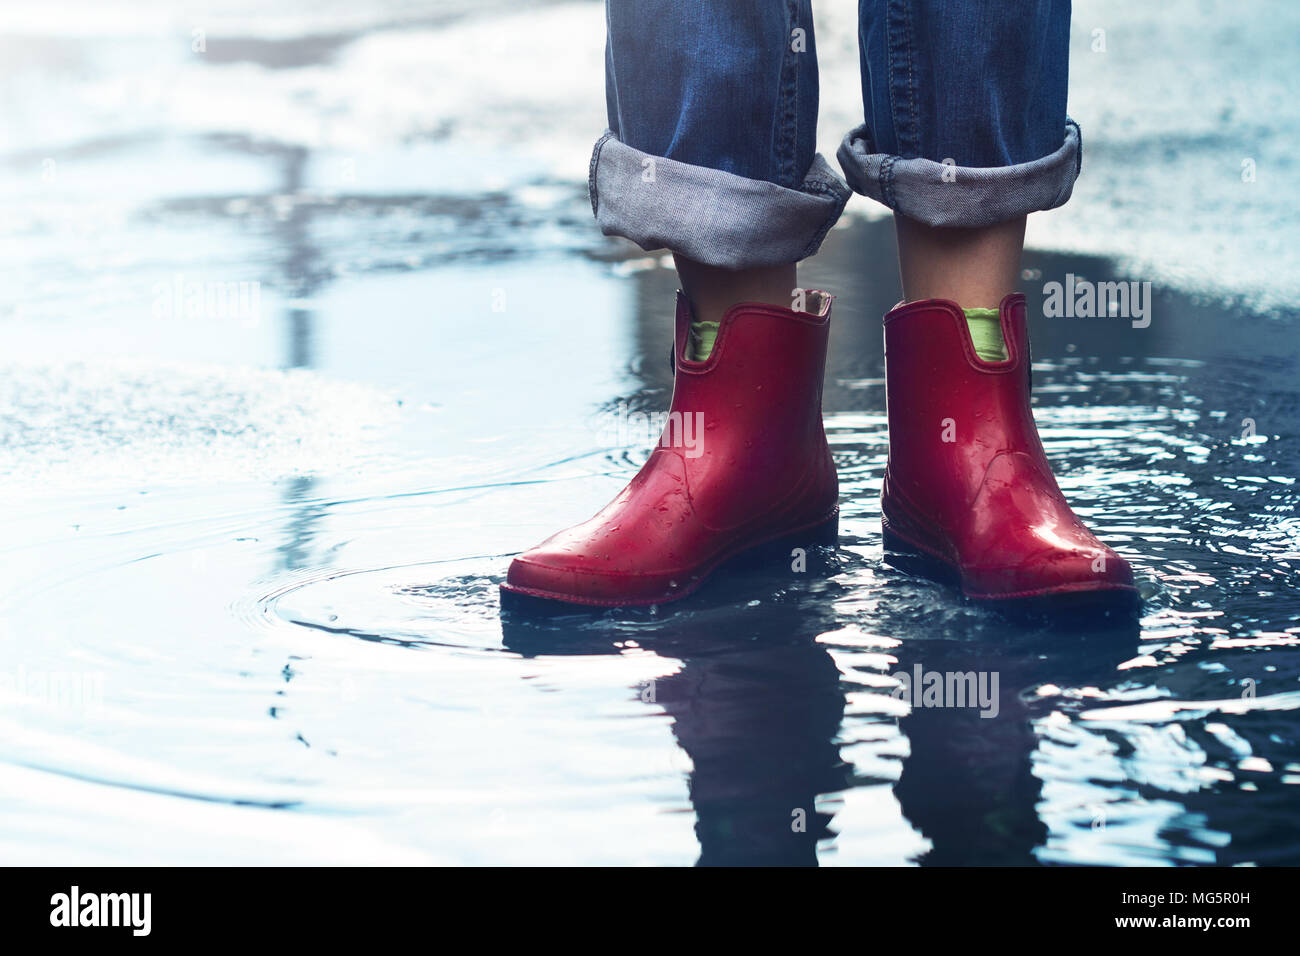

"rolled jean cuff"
[588,131,852,269]
[836,119,1083,228]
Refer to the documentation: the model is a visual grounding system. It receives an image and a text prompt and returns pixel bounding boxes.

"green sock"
[963,307,1007,362]
[687,319,721,361]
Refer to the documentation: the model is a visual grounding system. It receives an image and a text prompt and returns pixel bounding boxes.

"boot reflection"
[659,636,848,866]
[501,564,850,866]
[501,550,1139,865]
[890,616,1140,865]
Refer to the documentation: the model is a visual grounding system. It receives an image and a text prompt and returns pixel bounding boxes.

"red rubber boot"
[881,294,1138,607]
[502,292,839,607]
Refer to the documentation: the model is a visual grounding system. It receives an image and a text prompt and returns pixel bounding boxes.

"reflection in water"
[274,146,325,572]
[891,622,1139,865]
[661,638,847,866]
[288,307,315,372]
[501,562,851,866]
[501,547,1139,866]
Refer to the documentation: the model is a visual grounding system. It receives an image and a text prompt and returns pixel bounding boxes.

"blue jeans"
[590,0,1079,269]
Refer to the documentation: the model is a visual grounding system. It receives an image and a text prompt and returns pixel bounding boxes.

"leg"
[843,0,1138,607]
[894,215,1025,308]
[673,256,797,323]
[503,1,849,607]
[596,0,846,327]
[854,0,1069,305]
[844,0,1079,359]
[896,215,1026,361]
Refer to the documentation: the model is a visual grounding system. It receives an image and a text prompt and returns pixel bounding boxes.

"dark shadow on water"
[501,540,1141,866]
[889,616,1140,866]
[502,562,849,866]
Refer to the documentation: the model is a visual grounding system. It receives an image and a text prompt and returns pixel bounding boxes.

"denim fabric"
[838,119,1082,227]
[591,132,850,268]
[605,0,820,188]
[592,0,1079,267]
[854,0,1072,167]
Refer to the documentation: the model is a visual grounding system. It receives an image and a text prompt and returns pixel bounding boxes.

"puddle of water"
[2,0,1298,865]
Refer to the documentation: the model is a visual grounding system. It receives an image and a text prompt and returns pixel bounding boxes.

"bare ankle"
[894,214,1026,307]
[673,255,799,325]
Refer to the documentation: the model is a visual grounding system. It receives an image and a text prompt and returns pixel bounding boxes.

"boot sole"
[499,508,839,609]
[882,523,1141,615]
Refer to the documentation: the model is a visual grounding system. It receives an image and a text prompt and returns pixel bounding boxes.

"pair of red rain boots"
[501,292,1137,608]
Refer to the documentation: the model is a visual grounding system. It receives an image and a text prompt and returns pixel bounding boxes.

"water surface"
[1,0,1298,865]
